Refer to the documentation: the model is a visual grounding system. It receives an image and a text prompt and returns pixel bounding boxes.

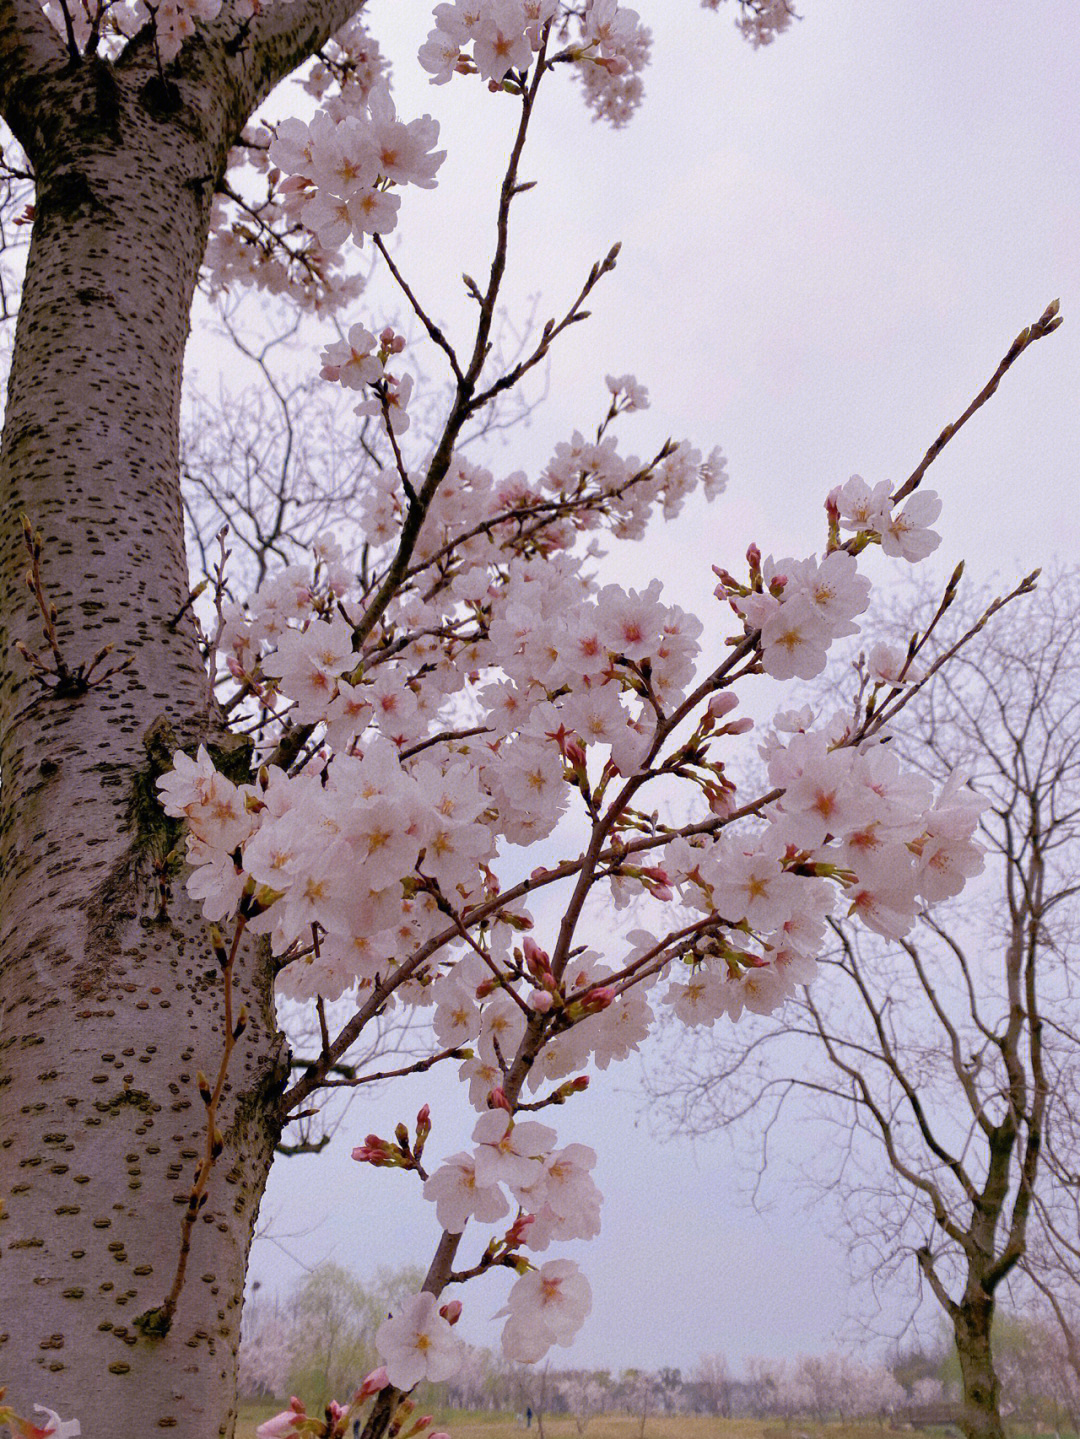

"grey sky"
[214,0,1080,1375]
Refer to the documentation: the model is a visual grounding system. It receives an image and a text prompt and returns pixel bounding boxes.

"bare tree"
[650,573,1080,1439]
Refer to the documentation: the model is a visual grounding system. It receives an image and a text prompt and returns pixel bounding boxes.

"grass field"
[234,1409,918,1439]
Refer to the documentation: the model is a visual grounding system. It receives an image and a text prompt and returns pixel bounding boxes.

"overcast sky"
[197,0,1080,1376]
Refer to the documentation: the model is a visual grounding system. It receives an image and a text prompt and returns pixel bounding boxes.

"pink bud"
[256,1398,306,1438]
[488,1087,512,1113]
[439,1299,462,1324]
[723,717,755,735]
[528,989,555,1013]
[359,1366,389,1399]
[708,691,739,718]
[581,985,616,1013]
[522,936,550,977]
[352,1136,391,1165]
[506,1212,535,1246]
[417,1104,431,1128]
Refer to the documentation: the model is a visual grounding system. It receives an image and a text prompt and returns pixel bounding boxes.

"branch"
[218,0,368,120]
[0,0,67,155]
[318,1045,468,1089]
[374,234,465,386]
[892,299,1062,502]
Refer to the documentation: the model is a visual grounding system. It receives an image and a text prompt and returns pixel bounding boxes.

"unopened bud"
[522,935,550,978]
[488,1086,512,1113]
[439,1299,462,1325]
[580,985,616,1014]
[352,1137,392,1166]
[505,1212,535,1248]
[196,1070,212,1104]
[708,691,739,719]
[359,1366,389,1399]
[565,738,588,769]
[232,1006,247,1040]
[211,1127,224,1158]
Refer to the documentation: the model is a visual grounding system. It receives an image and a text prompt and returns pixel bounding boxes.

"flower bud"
[580,985,615,1014]
[708,691,739,719]
[358,1366,389,1399]
[522,936,550,978]
[505,1212,535,1248]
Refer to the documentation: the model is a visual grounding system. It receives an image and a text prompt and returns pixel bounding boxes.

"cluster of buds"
[255,1367,424,1439]
[352,1105,431,1174]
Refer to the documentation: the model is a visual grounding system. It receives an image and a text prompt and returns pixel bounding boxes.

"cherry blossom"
[497,1259,592,1361]
[376,1292,468,1389]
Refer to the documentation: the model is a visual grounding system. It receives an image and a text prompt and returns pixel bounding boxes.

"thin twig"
[892,299,1061,502]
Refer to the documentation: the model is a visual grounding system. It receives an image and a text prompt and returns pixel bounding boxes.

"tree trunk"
[0,55,286,1437]
[954,1292,1006,1439]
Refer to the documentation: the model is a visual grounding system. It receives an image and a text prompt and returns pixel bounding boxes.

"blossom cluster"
[416,0,651,126]
[266,87,445,254]
[421,1111,601,1252]
[158,340,986,1378]
[39,0,230,62]
[320,324,414,432]
[701,0,795,49]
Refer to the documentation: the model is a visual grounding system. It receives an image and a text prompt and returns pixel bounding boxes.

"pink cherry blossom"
[376,1292,467,1389]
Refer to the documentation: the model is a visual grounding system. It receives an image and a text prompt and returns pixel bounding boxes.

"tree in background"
[0,0,1062,1433]
[651,574,1080,1439]
[691,1352,734,1417]
[238,1263,423,1410]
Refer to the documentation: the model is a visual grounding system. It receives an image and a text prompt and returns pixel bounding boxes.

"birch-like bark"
[0,1,362,1429]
